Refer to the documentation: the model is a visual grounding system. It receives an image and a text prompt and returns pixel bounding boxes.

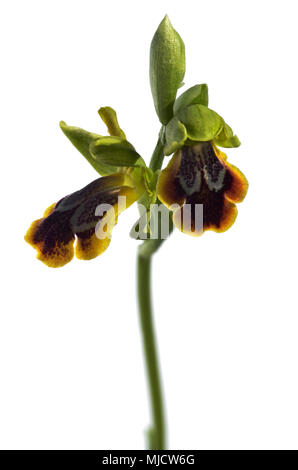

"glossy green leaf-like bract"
[90,137,145,168]
[177,104,223,141]
[213,122,241,148]
[59,121,115,176]
[164,117,187,155]
[173,84,209,114]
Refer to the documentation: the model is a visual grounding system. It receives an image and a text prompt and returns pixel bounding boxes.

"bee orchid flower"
[157,82,248,235]
[25,170,145,267]
[25,108,148,267]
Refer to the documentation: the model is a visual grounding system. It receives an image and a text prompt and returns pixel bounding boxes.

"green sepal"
[89,136,145,168]
[98,107,126,139]
[164,117,187,155]
[177,104,223,141]
[213,122,241,148]
[173,84,209,114]
[150,15,185,125]
[59,121,115,176]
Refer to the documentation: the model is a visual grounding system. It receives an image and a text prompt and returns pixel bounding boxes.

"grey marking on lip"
[70,188,120,233]
[201,142,226,192]
[178,146,202,196]
[178,142,226,195]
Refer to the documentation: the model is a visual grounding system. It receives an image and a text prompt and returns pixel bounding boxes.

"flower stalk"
[137,139,171,450]
[137,254,165,450]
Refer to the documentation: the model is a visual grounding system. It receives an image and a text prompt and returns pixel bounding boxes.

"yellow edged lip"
[157,141,248,236]
[25,173,143,268]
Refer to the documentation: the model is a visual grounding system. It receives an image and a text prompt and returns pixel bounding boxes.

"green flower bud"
[150,15,185,125]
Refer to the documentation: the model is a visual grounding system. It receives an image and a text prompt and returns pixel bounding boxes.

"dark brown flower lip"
[25,173,140,267]
[157,141,248,235]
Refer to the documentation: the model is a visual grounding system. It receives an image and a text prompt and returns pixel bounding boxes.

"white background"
[1,0,298,450]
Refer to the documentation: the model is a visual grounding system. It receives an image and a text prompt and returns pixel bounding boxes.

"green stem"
[149,137,164,172]
[137,137,172,450]
[137,254,165,450]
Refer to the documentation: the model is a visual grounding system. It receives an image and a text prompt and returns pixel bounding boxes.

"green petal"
[98,107,126,139]
[150,15,185,125]
[177,104,223,141]
[173,84,209,114]
[59,121,115,176]
[164,116,187,155]
[89,136,145,168]
[213,122,241,148]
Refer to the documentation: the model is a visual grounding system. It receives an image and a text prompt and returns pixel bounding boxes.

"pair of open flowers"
[25,86,248,268]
